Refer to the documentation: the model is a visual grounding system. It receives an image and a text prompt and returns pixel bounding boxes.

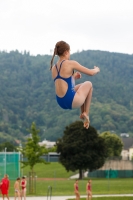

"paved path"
[9,194,133,200]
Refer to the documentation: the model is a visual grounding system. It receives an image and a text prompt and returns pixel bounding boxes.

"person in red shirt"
[0,174,10,200]
[74,180,80,200]
[21,176,27,200]
[86,179,92,200]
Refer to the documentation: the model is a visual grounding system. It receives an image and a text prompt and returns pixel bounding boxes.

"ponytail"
[50,46,57,70]
[50,53,55,70]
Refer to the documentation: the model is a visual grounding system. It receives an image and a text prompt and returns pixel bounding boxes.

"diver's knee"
[85,81,93,88]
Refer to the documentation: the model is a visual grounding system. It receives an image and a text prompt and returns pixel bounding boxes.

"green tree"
[100,131,123,157]
[20,122,48,194]
[20,122,48,172]
[56,121,108,179]
[20,122,48,193]
[0,141,17,152]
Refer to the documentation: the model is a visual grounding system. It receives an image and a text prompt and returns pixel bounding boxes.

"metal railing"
[47,185,52,200]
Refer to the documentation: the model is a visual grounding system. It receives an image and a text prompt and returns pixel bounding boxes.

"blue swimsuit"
[54,60,76,109]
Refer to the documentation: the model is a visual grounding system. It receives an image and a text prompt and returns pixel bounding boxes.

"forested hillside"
[0,50,133,143]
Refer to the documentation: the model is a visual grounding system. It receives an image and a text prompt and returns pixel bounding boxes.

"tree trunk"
[79,169,83,179]
[29,170,36,194]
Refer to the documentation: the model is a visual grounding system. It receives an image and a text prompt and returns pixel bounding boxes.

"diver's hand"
[74,71,82,79]
[94,66,100,73]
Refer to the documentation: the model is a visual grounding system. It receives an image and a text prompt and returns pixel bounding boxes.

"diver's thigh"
[72,82,92,108]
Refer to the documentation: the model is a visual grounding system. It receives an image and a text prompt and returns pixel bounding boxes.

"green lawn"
[22,162,77,178]
[8,178,133,196]
[37,178,133,195]
[4,162,131,197]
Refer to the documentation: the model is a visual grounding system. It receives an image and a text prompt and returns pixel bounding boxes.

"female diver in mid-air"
[50,41,100,129]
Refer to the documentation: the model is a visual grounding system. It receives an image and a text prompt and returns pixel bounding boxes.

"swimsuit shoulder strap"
[54,60,65,75]
[58,60,66,74]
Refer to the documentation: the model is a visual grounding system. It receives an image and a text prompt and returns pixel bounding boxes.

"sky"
[0,0,133,55]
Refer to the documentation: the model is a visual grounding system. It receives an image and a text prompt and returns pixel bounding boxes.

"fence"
[88,157,133,178]
[42,153,60,162]
[89,157,133,178]
[0,152,21,180]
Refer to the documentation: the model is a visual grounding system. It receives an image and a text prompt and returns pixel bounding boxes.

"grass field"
[6,162,133,197]
[22,162,77,178]
[8,178,133,196]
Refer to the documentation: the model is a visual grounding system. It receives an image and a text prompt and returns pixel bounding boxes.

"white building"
[120,133,129,137]
[121,137,133,160]
[39,139,56,148]
[121,149,129,160]
[129,146,133,160]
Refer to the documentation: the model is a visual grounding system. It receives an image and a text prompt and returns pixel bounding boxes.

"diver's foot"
[83,120,90,129]
[82,112,90,129]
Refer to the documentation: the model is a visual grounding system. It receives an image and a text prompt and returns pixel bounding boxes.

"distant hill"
[0,50,133,143]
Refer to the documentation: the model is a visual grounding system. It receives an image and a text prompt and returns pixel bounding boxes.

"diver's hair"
[50,41,70,70]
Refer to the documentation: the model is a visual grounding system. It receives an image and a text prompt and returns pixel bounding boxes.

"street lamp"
[5,147,7,174]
